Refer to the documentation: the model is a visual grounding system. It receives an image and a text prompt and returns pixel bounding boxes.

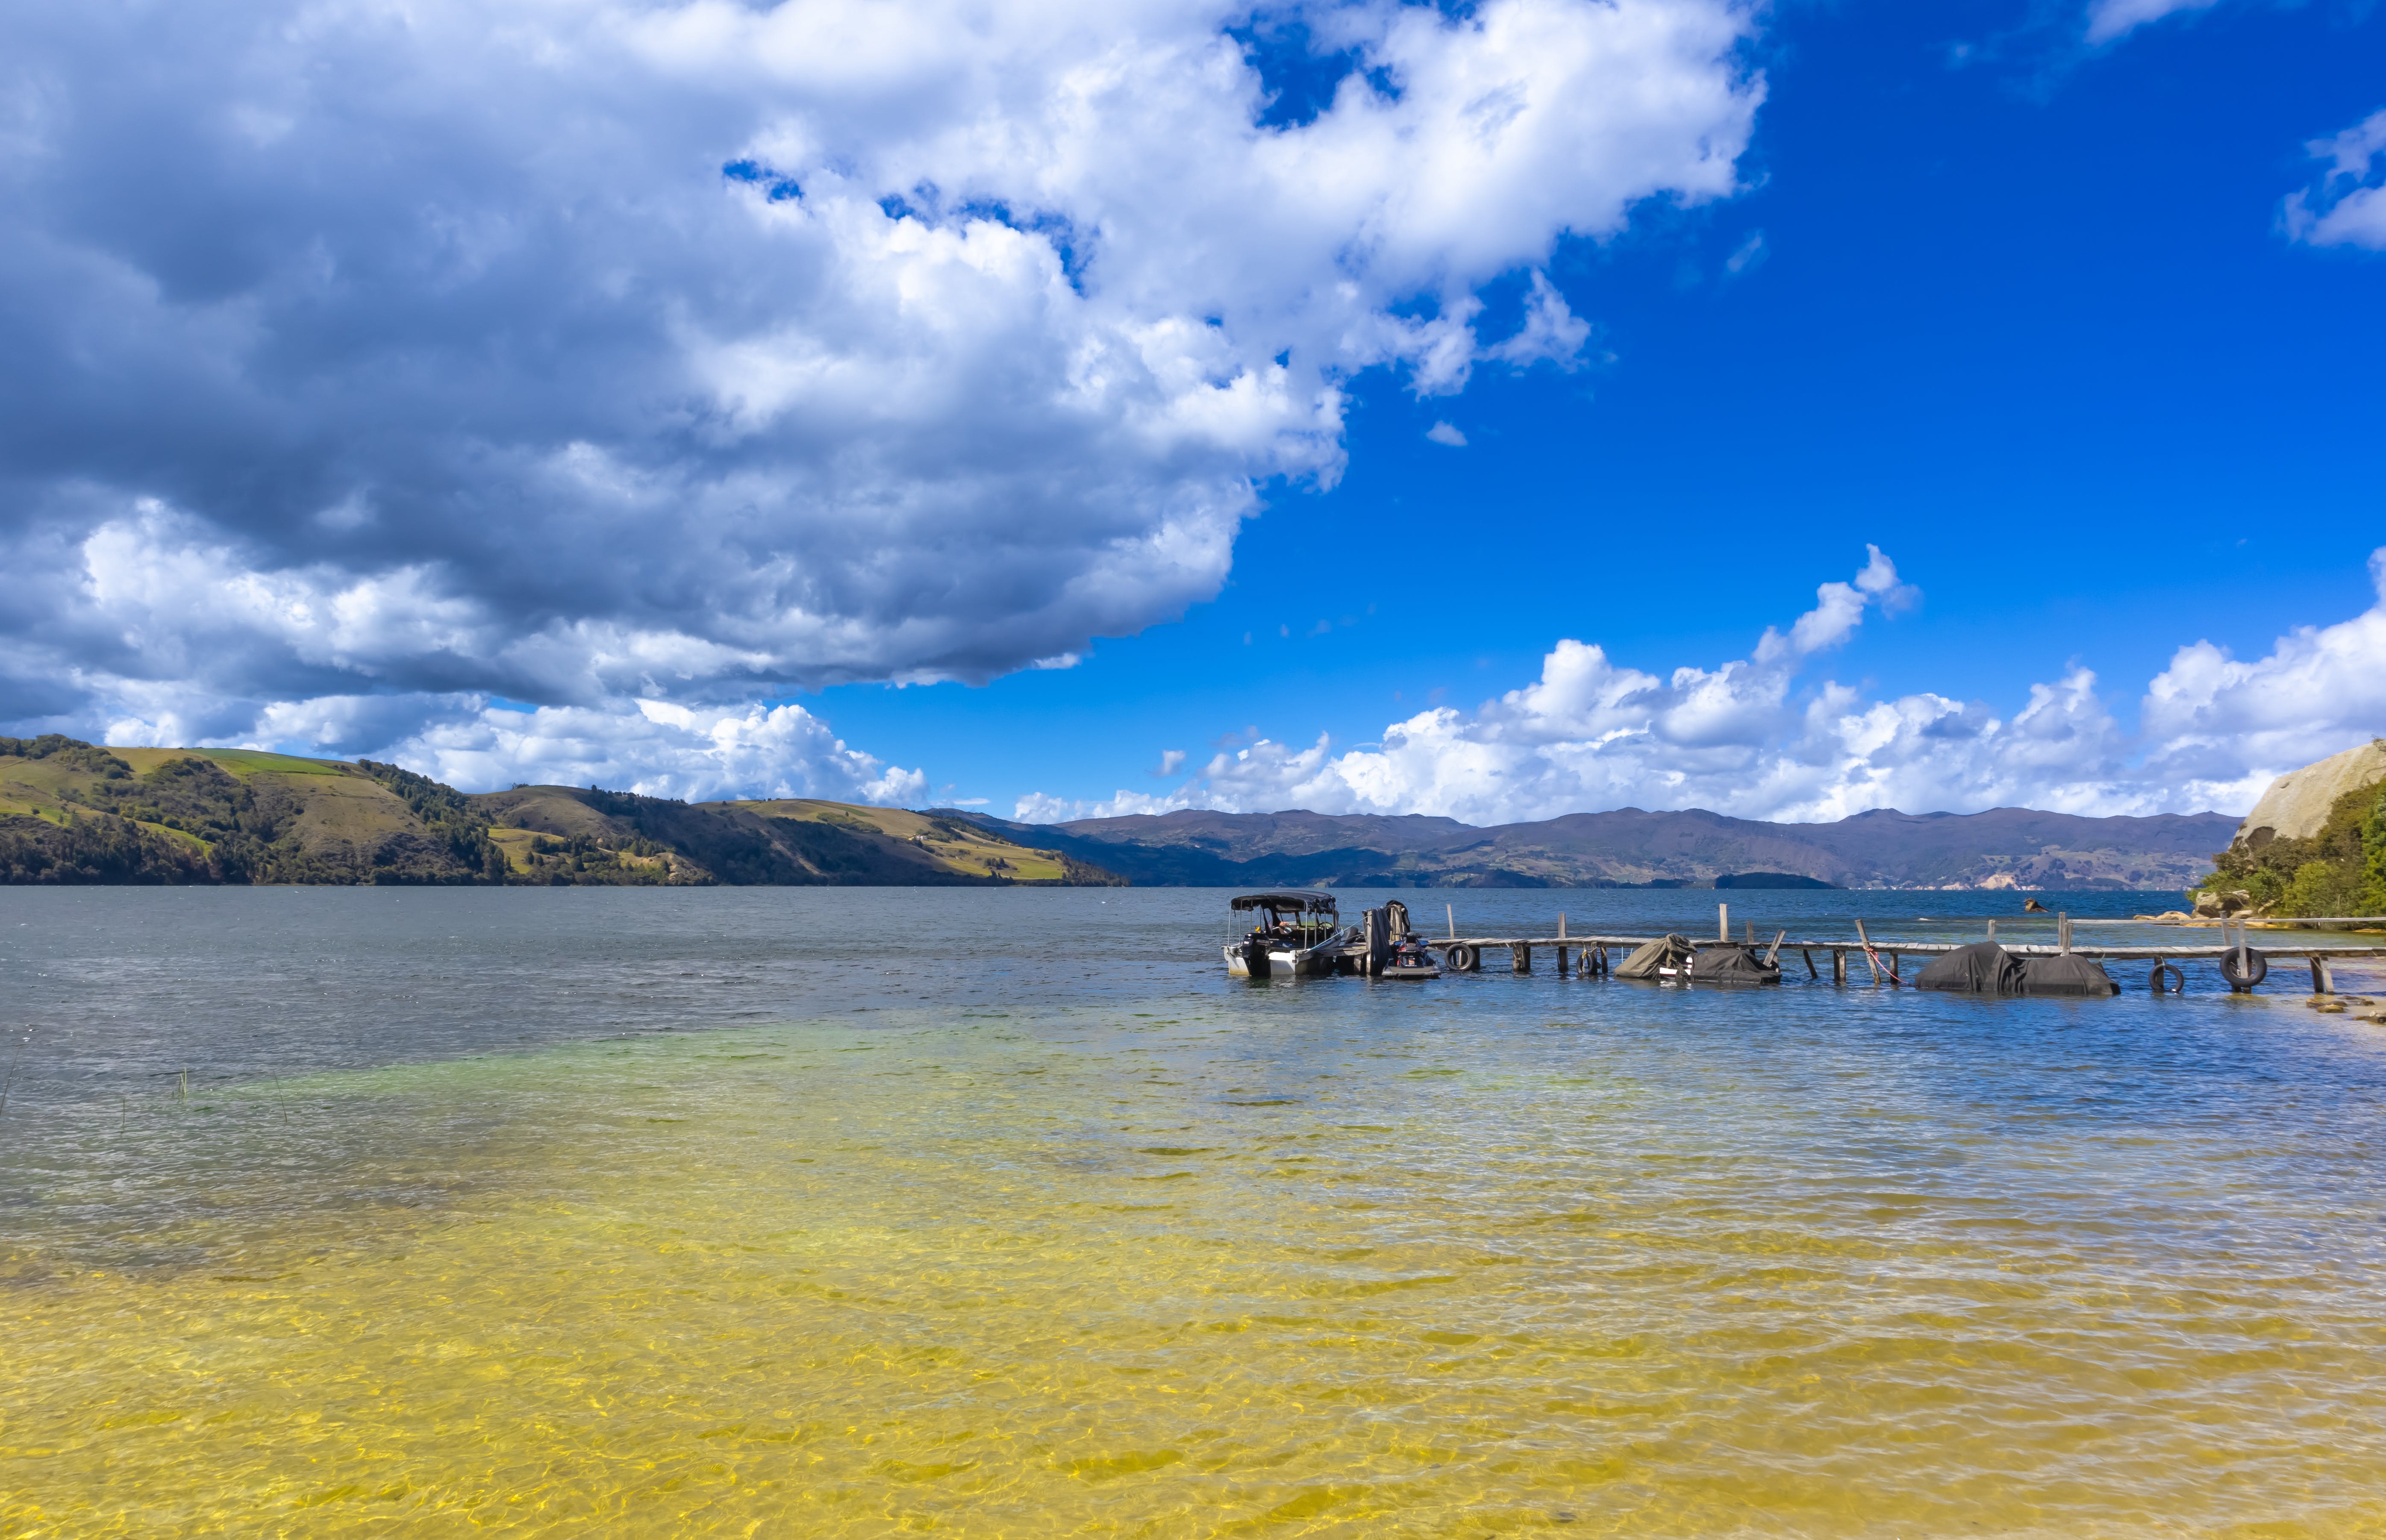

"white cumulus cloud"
[0,0,1765,762]
[1020,547,2386,825]
[2083,0,2221,44]
[252,695,927,805]
[2284,109,2386,251]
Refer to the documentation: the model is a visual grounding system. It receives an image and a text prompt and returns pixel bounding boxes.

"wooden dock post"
[1745,920,1756,946]
[2312,954,2336,994]
[1832,949,1847,985]
[1513,943,1531,973]
[1719,902,1730,942]
[1557,944,1570,976]
[2059,913,2072,954]
[1855,920,1882,986]
[1800,947,1818,980]
[1987,918,1997,941]
[1447,903,1456,940]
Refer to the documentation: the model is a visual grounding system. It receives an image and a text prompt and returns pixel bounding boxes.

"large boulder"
[2235,739,2386,849]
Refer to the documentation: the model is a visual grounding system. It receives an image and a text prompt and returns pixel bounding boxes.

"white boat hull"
[1224,939,1342,978]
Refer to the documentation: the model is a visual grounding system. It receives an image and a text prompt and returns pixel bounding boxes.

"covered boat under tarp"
[2022,954,2121,996]
[1616,933,1695,980]
[1915,941,2026,994]
[1689,943,1781,986]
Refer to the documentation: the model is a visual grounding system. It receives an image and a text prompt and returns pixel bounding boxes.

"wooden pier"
[1344,902,2386,994]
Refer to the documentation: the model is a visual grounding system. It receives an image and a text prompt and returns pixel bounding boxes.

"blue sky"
[3,0,2382,822]
[816,0,2386,818]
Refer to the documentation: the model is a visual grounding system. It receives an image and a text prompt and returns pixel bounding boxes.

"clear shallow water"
[4,887,2386,1536]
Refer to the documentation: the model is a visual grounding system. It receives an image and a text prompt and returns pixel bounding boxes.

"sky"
[2,0,2382,825]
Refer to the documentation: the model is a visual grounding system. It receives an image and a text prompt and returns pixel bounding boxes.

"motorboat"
[1225,891,1347,979]
[1380,931,1443,979]
[1361,899,1440,979]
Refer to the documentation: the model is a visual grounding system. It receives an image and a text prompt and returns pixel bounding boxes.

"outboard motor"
[1242,936,1274,979]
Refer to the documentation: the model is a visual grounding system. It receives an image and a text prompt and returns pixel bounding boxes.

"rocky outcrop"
[2234,739,2386,849]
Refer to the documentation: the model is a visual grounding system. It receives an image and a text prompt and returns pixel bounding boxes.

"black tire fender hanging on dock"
[1445,943,1478,973]
[2148,962,2186,994]
[2219,946,2267,989]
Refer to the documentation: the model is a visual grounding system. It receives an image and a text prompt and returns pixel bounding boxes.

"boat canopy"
[1230,890,1339,914]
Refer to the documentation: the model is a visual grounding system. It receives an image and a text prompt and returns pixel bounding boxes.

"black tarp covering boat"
[1688,943,1781,985]
[2021,953,2121,996]
[1916,942,2120,996]
[1915,941,2027,993]
[1615,934,1695,979]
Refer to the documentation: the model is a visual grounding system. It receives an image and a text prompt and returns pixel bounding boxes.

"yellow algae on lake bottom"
[6,1013,2386,1537]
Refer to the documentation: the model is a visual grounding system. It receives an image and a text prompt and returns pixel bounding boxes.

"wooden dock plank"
[1410,935,2386,960]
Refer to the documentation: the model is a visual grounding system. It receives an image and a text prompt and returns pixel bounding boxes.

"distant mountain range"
[2,735,2233,889]
[947,804,2239,891]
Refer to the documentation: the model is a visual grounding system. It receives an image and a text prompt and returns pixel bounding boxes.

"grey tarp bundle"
[1689,943,1782,986]
[1616,933,1695,979]
[1915,941,2026,994]
[2022,954,2121,996]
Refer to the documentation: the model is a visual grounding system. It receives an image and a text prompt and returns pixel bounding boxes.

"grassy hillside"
[0,736,501,884]
[468,787,1117,886]
[0,737,1121,886]
[6,732,2234,893]
[733,800,1072,882]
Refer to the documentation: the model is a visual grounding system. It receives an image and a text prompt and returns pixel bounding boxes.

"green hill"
[0,738,1121,887]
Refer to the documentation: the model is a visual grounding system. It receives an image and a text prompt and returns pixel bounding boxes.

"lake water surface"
[4,887,2385,1536]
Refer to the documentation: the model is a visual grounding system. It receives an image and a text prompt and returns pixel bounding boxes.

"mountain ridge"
[2,735,2234,890]
[944,803,2238,890]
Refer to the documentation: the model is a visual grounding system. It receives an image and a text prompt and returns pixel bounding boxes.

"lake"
[4,886,2384,1536]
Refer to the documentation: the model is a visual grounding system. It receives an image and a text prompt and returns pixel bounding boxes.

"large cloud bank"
[0,0,1762,782]
[1021,547,2386,825]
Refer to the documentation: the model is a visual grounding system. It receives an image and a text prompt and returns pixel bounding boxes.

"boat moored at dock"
[1225,890,1347,978]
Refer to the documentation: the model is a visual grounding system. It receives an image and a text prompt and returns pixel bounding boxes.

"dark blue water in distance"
[0,885,2375,1109]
